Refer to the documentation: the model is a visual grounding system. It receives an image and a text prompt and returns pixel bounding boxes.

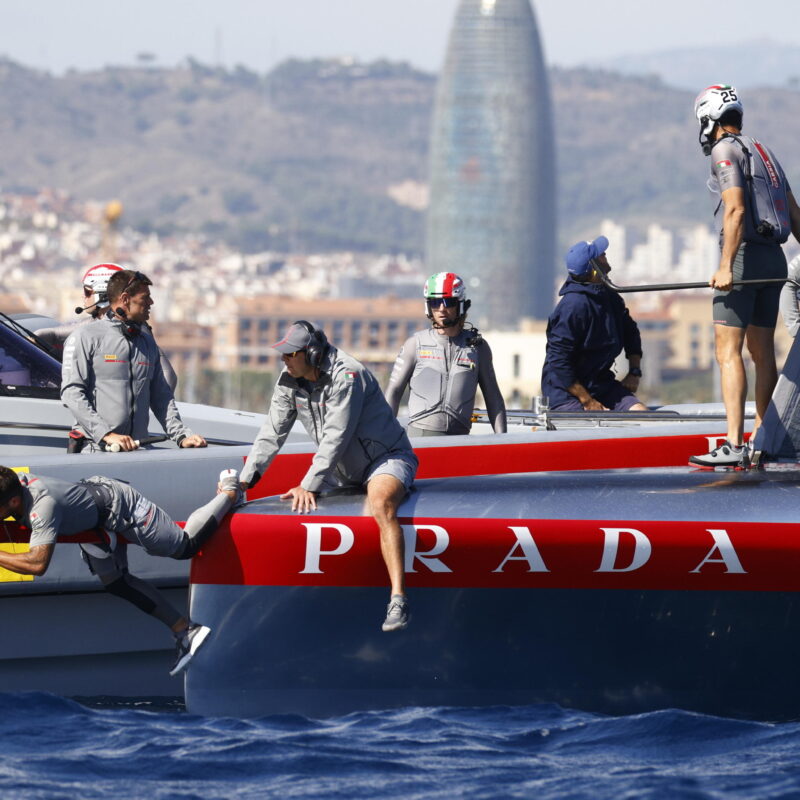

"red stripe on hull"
[191,514,799,592]
[242,432,728,499]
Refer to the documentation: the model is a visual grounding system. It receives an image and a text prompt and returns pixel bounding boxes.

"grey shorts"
[365,450,418,493]
[713,243,787,328]
[78,477,185,579]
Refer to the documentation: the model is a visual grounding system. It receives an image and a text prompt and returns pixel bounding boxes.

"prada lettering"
[196,516,799,591]
[299,521,747,576]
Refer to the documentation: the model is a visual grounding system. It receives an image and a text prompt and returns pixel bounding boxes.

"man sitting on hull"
[0,466,243,675]
[541,236,647,413]
[238,320,418,633]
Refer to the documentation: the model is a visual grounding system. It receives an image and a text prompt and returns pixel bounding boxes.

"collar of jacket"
[558,278,608,297]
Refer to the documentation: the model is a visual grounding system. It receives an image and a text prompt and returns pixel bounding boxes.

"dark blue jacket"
[541,279,642,409]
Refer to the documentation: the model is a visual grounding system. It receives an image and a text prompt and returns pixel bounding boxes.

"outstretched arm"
[0,543,54,576]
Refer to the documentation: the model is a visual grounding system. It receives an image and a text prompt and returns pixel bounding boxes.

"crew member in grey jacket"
[385,272,506,435]
[239,320,418,633]
[0,465,243,675]
[36,262,178,391]
[61,269,206,453]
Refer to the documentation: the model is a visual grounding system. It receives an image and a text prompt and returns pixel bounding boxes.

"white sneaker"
[169,623,211,676]
[689,441,749,469]
[218,469,245,507]
[381,595,410,632]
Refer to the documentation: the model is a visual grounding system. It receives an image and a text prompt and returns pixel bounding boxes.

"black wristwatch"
[629,367,642,378]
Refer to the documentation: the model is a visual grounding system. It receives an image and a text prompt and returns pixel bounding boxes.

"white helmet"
[82,263,123,305]
[694,84,743,154]
[423,272,470,322]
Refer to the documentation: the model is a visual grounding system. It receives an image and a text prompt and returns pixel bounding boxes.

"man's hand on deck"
[180,434,207,448]
[280,486,318,513]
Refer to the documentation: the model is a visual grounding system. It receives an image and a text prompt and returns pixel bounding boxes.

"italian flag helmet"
[423,272,469,320]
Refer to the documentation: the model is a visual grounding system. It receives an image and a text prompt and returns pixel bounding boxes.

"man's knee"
[367,477,403,525]
[745,326,777,365]
[715,329,746,366]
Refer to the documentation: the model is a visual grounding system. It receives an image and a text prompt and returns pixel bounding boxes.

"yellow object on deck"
[0,543,32,582]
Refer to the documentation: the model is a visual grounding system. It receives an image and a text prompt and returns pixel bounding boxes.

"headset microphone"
[75,301,100,315]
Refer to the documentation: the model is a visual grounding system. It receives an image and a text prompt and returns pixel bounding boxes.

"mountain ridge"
[0,55,797,255]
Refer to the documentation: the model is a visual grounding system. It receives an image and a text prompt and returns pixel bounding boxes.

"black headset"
[106,307,141,337]
[294,320,329,369]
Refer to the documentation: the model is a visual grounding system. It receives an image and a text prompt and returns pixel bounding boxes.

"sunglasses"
[120,270,151,297]
[284,349,306,358]
[427,297,459,309]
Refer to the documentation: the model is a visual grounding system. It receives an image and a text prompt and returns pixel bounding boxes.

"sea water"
[2,693,800,799]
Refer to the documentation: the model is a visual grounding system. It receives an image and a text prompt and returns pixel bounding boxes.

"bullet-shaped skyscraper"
[426,0,556,326]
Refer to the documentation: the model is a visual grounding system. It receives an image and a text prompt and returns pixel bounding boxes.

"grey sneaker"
[689,440,749,469]
[381,594,409,632]
[169,623,211,676]
[218,469,245,507]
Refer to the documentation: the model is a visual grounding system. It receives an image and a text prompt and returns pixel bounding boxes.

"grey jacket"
[61,316,191,447]
[780,254,800,338]
[39,316,178,391]
[385,327,507,434]
[241,346,415,492]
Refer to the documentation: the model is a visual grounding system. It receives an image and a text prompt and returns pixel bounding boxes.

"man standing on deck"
[541,236,647,413]
[238,320,418,633]
[690,85,800,468]
[61,268,205,453]
[36,262,178,391]
[385,272,506,436]
[0,466,243,674]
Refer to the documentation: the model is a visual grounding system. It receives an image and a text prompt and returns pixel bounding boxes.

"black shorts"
[713,242,787,328]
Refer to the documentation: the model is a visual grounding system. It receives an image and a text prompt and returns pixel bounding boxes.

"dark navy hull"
[186,584,800,720]
[1,586,188,697]
[185,467,800,720]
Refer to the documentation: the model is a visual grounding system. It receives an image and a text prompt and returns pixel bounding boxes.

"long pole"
[598,273,798,294]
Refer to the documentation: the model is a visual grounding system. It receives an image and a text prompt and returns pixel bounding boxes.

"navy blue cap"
[565,236,609,279]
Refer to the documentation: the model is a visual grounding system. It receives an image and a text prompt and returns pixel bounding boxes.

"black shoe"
[169,623,211,676]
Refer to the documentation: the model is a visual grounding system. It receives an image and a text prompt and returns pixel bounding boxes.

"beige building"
[630,293,794,375]
[210,295,424,378]
[481,320,548,408]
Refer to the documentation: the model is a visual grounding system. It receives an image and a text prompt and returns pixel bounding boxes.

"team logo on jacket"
[104,354,126,363]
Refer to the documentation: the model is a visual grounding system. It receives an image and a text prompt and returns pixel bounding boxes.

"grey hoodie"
[61,315,191,447]
[241,346,415,492]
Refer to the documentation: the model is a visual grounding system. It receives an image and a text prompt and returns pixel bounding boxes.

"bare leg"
[715,324,748,445]
[745,324,778,438]
[366,474,407,597]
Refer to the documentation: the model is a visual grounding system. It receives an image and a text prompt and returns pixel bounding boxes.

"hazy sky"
[3,0,799,75]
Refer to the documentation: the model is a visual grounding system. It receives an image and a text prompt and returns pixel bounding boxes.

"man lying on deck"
[0,466,242,675]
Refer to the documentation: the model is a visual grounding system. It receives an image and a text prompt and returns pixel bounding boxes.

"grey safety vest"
[406,328,483,434]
